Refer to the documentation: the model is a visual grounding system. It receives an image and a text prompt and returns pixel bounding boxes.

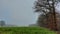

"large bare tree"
[34,0,59,31]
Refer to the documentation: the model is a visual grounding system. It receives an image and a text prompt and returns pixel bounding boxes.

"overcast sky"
[0,0,60,26]
[0,0,39,26]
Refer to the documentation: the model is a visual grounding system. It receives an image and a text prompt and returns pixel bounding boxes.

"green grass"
[0,27,56,34]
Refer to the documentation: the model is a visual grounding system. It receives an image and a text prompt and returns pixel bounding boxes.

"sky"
[0,0,60,26]
[56,2,60,13]
[0,0,39,26]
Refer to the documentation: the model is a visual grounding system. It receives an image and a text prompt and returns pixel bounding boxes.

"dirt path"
[56,31,60,34]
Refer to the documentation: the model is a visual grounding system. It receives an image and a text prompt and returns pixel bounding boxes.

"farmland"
[0,27,56,34]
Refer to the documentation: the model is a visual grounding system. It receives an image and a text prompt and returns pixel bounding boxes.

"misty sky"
[0,0,39,26]
[0,0,60,26]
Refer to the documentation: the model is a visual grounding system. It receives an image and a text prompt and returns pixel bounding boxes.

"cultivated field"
[0,27,56,34]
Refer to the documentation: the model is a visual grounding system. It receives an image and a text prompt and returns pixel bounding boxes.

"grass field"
[0,27,56,34]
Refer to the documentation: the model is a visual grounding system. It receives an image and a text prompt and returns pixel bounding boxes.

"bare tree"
[34,0,59,31]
